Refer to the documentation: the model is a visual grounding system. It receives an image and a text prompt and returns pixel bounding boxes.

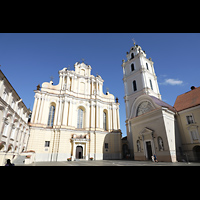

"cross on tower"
[81,58,85,63]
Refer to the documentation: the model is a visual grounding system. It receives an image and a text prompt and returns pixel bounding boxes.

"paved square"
[15,160,200,166]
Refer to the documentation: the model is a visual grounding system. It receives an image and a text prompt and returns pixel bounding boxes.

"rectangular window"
[186,115,194,124]
[105,143,108,149]
[190,130,198,141]
[45,141,50,147]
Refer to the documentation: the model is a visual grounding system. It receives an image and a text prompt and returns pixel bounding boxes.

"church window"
[80,69,85,76]
[133,80,137,91]
[149,79,153,90]
[146,63,149,70]
[47,105,55,127]
[131,63,135,71]
[77,108,84,128]
[131,53,134,59]
[186,115,194,124]
[103,111,107,131]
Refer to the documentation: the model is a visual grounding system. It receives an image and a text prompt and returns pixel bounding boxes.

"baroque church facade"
[27,61,122,162]
[122,43,179,162]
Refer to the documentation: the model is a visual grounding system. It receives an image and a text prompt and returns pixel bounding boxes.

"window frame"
[47,105,55,127]
[186,114,195,124]
[133,80,137,92]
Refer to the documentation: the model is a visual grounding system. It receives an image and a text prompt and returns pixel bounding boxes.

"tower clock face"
[136,101,153,116]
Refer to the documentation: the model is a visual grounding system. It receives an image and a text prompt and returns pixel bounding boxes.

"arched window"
[131,63,135,71]
[77,108,84,128]
[133,80,137,91]
[146,63,149,70]
[131,53,134,59]
[103,111,107,131]
[47,105,55,127]
[149,79,153,90]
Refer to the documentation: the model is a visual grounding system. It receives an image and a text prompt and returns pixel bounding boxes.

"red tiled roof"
[174,87,200,112]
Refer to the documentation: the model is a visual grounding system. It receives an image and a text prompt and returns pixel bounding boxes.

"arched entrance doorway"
[76,146,83,159]
[193,145,200,161]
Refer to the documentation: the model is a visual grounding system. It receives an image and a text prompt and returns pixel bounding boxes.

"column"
[68,100,73,127]
[99,104,103,130]
[85,142,88,160]
[91,80,93,95]
[57,98,63,126]
[72,140,76,161]
[34,95,41,124]
[96,103,99,129]
[86,103,90,129]
[112,104,117,130]
[54,99,60,126]
[116,108,120,130]
[71,77,74,92]
[90,103,95,129]
[62,99,69,126]
[109,106,113,131]
[30,95,37,123]
[38,94,45,123]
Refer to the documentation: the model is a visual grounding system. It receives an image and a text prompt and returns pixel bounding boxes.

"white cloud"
[165,79,183,85]
[160,78,183,86]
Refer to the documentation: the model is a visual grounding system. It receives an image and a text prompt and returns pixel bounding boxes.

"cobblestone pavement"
[15,159,200,166]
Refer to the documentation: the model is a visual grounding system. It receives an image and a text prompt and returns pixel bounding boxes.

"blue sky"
[0,33,200,137]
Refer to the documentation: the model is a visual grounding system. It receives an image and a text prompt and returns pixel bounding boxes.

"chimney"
[191,86,197,90]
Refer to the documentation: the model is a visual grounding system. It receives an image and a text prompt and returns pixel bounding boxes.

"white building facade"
[0,70,30,165]
[28,61,122,162]
[122,43,178,162]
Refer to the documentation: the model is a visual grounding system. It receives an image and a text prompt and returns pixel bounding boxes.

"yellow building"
[27,61,122,162]
[174,86,200,162]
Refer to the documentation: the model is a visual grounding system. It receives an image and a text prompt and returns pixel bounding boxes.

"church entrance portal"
[146,141,153,160]
[76,146,83,159]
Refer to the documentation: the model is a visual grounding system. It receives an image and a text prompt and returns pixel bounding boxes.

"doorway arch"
[76,146,83,159]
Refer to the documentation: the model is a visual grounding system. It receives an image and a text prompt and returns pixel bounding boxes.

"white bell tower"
[122,42,161,120]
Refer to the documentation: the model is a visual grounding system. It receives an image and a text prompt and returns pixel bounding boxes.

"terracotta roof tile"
[174,87,200,112]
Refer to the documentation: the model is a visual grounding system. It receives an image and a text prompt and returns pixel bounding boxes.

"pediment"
[139,127,154,136]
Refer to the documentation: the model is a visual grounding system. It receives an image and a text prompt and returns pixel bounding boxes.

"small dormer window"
[131,53,134,59]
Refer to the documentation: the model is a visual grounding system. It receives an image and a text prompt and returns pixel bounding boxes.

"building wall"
[0,70,30,166]
[28,62,122,161]
[130,108,176,162]
[176,105,200,161]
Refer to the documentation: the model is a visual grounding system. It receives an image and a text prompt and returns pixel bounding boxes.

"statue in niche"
[158,137,164,151]
[137,140,141,152]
